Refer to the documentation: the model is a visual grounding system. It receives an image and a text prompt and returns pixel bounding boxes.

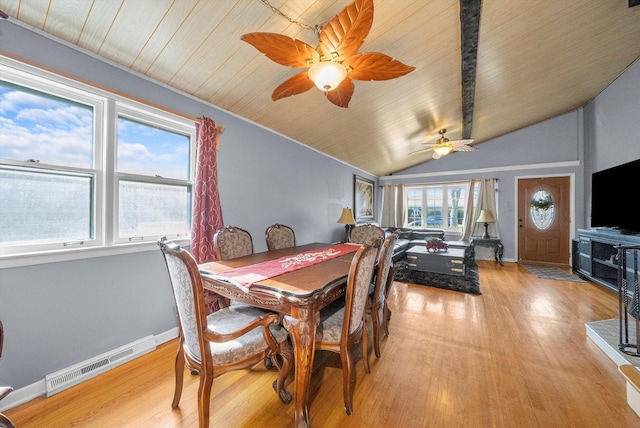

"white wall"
[582,59,640,227]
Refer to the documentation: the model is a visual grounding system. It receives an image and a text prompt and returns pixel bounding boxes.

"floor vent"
[45,335,156,396]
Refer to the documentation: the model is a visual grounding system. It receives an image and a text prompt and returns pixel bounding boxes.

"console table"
[469,237,504,266]
[574,228,640,293]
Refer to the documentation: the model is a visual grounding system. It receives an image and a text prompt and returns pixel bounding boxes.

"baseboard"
[0,327,179,412]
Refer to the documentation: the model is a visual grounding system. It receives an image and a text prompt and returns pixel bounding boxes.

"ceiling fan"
[240,0,415,108]
[409,129,477,159]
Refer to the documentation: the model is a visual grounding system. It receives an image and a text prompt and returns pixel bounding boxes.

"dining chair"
[0,321,16,428]
[314,237,380,416]
[349,223,385,245]
[265,223,296,251]
[212,226,254,261]
[364,230,399,366]
[158,237,293,428]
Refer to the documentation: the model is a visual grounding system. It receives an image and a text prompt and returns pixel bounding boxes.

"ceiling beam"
[460,0,482,139]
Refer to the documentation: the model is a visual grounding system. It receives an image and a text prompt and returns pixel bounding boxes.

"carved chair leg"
[0,386,16,428]
[372,305,382,358]
[197,371,213,428]
[271,340,293,404]
[172,342,185,408]
[263,356,274,369]
[383,270,395,338]
[341,348,355,416]
[382,302,392,337]
[0,413,16,428]
[362,316,371,374]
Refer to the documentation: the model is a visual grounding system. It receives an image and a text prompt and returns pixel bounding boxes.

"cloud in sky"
[1,86,190,178]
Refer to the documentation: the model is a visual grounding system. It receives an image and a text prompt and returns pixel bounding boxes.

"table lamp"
[337,207,356,242]
[476,209,495,239]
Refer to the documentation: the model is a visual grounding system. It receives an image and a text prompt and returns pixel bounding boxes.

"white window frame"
[404,181,472,232]
[113,103,195,244]
[0,56,195,268]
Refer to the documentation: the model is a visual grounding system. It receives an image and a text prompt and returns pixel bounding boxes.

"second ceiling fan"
[409,129,477,159]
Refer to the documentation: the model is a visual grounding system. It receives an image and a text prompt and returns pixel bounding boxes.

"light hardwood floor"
[5,261,639,427]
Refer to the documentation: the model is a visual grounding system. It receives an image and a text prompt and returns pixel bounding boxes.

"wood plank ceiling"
[1,0,639,177]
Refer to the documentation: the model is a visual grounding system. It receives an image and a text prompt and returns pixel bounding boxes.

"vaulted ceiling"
[1,0,640,176]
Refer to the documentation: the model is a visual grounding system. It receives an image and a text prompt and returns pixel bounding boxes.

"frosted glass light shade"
[433,144,452,156]
[308,61,347,91]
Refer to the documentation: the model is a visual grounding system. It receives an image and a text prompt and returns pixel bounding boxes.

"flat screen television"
[591,158,640,234]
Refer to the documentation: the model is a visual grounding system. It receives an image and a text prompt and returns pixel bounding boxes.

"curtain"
[380,184,404,228]
[462,179,483,241]
[191,116,225,313]
[464,178,500,258]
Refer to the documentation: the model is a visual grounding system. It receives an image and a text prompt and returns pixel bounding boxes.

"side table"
[469,237,504,266]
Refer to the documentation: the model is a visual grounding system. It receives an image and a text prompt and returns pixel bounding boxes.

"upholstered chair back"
[213,226,253,261]
[159,239,205,362]
[374,230,399,303]
[347,239,380,334]
[350,223,385,245]
[366,229,400,361]
[313,237,380,416]
[265,224,296,251]
[157,237,294,427]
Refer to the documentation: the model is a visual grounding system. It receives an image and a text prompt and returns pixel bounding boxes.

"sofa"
[383,227,445,262]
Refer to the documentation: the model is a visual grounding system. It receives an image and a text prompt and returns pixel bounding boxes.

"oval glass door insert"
[530,189,555,230]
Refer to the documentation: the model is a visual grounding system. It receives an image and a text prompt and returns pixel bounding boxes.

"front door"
[517,176,571,265]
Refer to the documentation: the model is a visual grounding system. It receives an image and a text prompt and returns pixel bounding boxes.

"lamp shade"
[337,207,356,225]
[476,209,495,223]
[308,61,348,91]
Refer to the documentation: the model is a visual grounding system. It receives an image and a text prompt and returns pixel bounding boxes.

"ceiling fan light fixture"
[433,144,452,156]
[308,61,347,91]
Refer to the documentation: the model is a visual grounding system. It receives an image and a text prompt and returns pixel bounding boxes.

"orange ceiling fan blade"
[344,53,416,81]
[271,71,316,101]
[241,32,319,68]
[318,0,374,60]
[243,0,412,107]
[325,78,355,108]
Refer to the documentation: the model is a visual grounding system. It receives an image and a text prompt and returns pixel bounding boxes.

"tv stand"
[574,229,640,292]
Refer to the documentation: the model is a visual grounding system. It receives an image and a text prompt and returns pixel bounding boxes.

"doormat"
[520,263,586,282]
[394,259,481,294]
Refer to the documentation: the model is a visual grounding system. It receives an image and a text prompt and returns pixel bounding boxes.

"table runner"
[206,243,360,292]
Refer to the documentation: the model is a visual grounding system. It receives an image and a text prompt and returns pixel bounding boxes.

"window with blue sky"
[0,57,195,260]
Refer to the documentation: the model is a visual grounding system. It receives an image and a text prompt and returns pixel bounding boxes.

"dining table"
[198,242,361,428]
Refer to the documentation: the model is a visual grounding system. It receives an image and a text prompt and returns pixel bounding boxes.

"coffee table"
[405,246,467,276]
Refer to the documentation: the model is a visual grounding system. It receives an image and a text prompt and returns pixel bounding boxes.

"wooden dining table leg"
[285,308,319,428]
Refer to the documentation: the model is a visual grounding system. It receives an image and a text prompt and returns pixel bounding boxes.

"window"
[115,108,193,242]
[404,181,477,232]
[0,57,194,261]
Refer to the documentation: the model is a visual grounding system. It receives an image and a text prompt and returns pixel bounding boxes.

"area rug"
[520,263,586,282]
[393,259,481,294]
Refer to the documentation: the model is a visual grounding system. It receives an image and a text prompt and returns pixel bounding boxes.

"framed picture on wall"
[354,175,375,221]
